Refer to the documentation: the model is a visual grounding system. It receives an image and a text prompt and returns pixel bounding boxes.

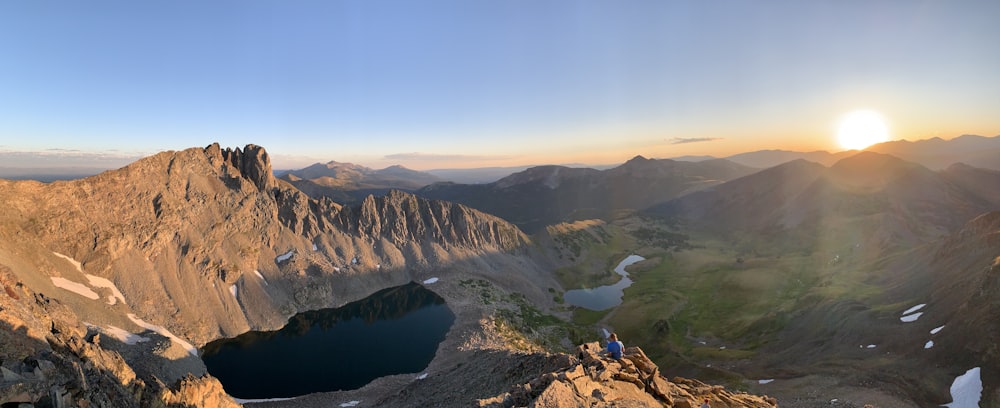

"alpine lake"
[200,282,455,399]
[563,254,645,311]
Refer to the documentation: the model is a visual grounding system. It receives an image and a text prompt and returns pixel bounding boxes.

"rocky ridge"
[478,342,777,408]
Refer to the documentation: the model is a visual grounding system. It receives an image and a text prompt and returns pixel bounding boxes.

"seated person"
[606,332,624,360]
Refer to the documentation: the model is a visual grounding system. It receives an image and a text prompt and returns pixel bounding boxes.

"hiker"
[606,332,624,360]
[701,398,711,408]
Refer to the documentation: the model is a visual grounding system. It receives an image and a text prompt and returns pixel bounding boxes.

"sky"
[1,1,999,170]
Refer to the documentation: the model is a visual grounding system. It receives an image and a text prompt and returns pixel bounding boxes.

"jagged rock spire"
[207,143,276,191]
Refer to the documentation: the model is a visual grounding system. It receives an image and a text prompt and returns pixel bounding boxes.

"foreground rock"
[479,342,777,407]
[0,265,239,407]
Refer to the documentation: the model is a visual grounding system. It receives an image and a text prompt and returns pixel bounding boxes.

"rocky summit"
[478,342,777,408]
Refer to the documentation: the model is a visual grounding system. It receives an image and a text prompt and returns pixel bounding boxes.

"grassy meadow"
[549,216,896,379]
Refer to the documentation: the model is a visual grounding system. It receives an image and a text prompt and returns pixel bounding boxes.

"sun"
[836,110,890,150]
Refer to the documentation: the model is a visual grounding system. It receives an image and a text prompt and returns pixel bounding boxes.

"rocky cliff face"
[336,190,527,250]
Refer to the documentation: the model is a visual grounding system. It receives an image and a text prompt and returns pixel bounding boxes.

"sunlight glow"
[837,110,890,150]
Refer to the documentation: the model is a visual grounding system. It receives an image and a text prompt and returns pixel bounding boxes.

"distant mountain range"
[266,134,1000,215]
[3,134,996,186]
[683,134,1000,170]
[650,151,1000,250]
[867,134,1000,170]
[278,161,445,204]
[416,156,757,233]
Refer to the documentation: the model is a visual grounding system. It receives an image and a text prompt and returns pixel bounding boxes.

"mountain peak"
[624,155,650,164]
[207,143,276,191]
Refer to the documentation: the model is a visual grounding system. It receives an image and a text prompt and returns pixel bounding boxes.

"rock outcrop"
[479,342,778,408]
[217,143,276,192]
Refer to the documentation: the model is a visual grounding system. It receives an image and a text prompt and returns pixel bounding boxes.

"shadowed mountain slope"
[750,211,1000,405]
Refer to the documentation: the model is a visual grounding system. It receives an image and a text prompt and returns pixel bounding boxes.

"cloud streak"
[669,137,722,145]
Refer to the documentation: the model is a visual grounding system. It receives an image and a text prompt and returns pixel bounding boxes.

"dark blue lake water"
[201,282,455,399]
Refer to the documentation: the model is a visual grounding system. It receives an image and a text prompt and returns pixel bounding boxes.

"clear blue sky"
[2,1,998,170]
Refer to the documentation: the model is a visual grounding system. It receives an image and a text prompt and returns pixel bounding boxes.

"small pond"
[201,282,455,399]
[563,255,645,311]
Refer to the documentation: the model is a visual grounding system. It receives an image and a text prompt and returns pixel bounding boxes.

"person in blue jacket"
[606,332,624,360]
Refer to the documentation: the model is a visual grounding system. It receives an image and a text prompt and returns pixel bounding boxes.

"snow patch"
[900,312,923,323]
[229,285,238,300]
[758,379,774,384]
[49,251,129,305]
[52,252,84,272]
[925,340,935,349]
[943,367,981,408]
[352,257,358,265]
[422,277,439,284]
[866,344,877,349]
[254,270,268,285]
[275,250,294,263]
[233,397,295,404]
[126,313,198,357]
[312,243,318,251]
[931,325,945,335]
[50,277,99,300]
[416,373,428,380]
[103,325,151,345]
[85,274,127,305]
[339,401,361,407]
[902,303,926,315]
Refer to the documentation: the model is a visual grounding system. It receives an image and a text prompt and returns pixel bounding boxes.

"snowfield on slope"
[127,313,198,357]
[944,367,982,408]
